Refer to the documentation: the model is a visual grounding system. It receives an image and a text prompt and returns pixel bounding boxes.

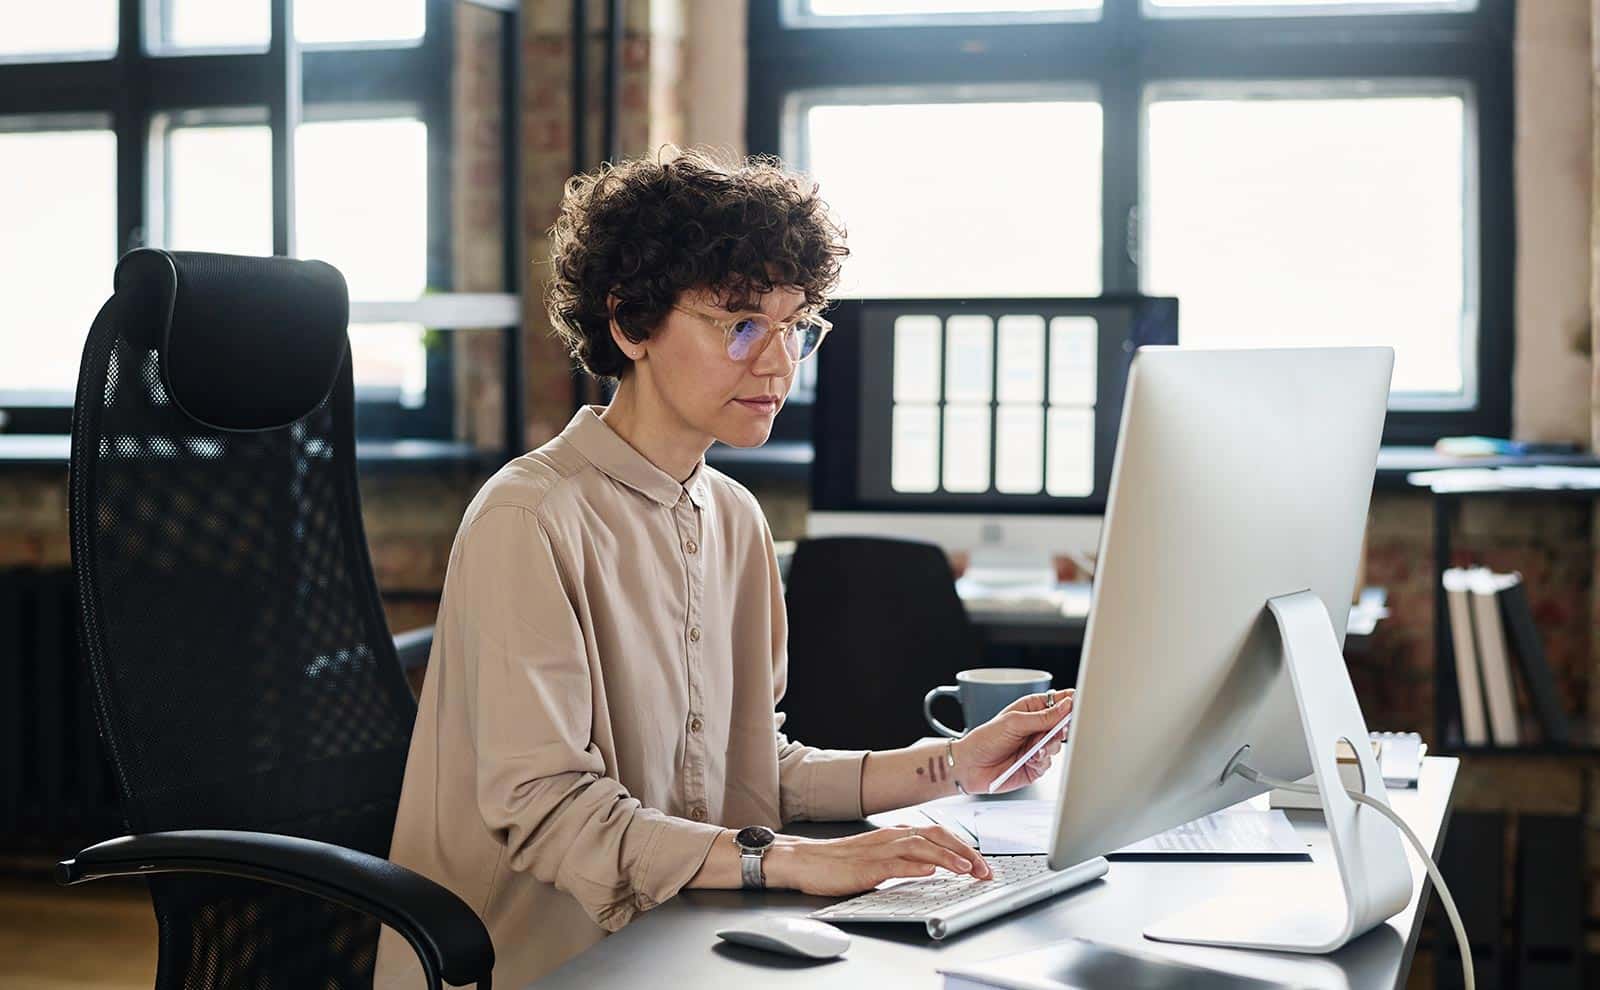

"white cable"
[1234,763,1473,990]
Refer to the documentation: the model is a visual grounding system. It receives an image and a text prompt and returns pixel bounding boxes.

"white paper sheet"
[923,802,1307,858]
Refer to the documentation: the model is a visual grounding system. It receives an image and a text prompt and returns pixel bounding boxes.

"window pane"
[298,118,428,398]
[296,117,428,301]
[298,0,425,44]
[891,404,940,493]
[155,0,424,50]
[943,406,991,492]
[0,2,117,58]
[944,316,993,402]
[1148,0,1472,15]
[159,2,268,50]
[349,324,427,407]
[893,315,943,402]
[800,98,1101,297]
[164,124,273,256]
[161,121,423,400]
[0,128,116,395]
[1048,316,1097,405]
[1046,408,1094,497]
[996,405,1044,494]
[1144,93,1467,399]
[806,0,1097,15]
[997,315,1045,403]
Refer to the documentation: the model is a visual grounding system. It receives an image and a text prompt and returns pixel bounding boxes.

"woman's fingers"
[893,835,973,875]
[1001,688,1068,716]
[906,825,991,878]
[883,859,937,882]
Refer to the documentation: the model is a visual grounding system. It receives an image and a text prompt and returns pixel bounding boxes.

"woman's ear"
[607,293,644,361]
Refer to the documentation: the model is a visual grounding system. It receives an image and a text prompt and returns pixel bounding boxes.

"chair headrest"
[113,249,350,431]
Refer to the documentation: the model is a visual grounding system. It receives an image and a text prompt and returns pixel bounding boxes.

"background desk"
[531,756,1457,990]
[961,583,1389,653]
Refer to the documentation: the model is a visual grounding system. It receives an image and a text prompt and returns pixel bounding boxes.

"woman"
[374,149,1073,988]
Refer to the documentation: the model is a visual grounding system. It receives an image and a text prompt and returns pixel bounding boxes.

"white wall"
[682,0,747,155]
[1516,0,1593,442]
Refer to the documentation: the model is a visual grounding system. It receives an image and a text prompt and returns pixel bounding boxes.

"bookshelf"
[1416,481,1599,756]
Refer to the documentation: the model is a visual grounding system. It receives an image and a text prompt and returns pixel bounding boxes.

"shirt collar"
[562,406,708,509]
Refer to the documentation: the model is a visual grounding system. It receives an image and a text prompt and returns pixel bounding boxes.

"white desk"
[530,756,1457,989]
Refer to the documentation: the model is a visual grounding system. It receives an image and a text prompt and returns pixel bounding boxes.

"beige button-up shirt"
[374,407,867,988]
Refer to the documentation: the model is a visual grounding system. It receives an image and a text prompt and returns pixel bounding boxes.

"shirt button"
[685,539,698,554]
[690,806,707,821]
[690,716,703,733]
[689,626,701,642]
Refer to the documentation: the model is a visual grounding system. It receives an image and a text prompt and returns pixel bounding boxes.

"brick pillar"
[1592,2,1600,449]
[519,0,689,450]
[455,2,510,449]
[1591,0,1600,740]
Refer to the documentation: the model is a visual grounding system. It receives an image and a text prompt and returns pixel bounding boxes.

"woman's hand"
[763,824,992,897]
[954,688,1074,795]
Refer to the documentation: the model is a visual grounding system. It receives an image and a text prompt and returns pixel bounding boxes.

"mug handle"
[923,685,964,738]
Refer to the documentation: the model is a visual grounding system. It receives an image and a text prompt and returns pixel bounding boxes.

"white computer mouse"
[715,915,851,959]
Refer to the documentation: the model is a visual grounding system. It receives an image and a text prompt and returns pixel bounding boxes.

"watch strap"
[740,849,765,889]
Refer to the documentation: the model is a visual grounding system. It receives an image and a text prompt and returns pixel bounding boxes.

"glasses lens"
[726,316,769,361]
[792,319,826,360]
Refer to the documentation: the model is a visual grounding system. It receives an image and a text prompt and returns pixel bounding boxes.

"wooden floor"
[1,872,157,990]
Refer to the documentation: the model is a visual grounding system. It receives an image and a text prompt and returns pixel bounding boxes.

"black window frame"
[0,0,469,442]
[749,0,1515,447]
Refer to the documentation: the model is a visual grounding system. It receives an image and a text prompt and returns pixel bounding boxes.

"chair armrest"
[393,625,435,671]
[59,830,492,990]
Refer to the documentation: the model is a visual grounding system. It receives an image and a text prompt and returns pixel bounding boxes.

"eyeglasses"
[671,304,833,364]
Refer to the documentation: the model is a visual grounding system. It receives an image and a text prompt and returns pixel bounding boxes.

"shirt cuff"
[625,816,726,921]
[803,749,869,822]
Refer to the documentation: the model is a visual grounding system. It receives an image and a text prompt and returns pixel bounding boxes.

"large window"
[0,0,510,441]
[752,0,1512,443]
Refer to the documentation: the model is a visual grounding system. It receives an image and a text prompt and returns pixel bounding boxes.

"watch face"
[735,825,776,850]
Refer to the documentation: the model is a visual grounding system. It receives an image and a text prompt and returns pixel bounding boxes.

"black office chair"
[782,536,983,751]
[56,249,493,990]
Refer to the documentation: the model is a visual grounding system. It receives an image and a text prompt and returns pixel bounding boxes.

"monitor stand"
[1143,589,1413,954]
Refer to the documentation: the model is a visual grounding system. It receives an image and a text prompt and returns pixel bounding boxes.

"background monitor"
[808,295,1178,570]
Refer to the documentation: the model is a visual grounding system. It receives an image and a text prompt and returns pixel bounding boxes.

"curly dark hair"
[546,147,848,380]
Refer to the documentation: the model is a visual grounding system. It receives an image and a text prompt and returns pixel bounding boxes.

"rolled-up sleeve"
[773,714,868,823]
[761,516,867,823]
[460,505,724,931]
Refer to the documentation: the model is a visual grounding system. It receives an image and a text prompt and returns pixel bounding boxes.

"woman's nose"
[751,326,798,377]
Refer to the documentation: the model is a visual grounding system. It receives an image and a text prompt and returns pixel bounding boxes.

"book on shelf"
[1441,567,1573,748]
[1494,576,1572,745]
[1468,570,1522,746]
[1442,567,1490,746]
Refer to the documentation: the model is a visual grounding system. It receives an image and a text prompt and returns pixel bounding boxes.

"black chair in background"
[781,536,983,752]
[56,250,492,989]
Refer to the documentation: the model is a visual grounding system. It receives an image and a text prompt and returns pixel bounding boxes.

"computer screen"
[812,295,1178,516]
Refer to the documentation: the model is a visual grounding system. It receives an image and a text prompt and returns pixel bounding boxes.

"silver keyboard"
[810,854,1109,939]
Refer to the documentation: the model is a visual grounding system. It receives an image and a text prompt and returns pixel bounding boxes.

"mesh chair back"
[782,536,981,751]
[68,251,418,989]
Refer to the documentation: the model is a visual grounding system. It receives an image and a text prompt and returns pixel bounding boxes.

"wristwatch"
[734,825,777,889]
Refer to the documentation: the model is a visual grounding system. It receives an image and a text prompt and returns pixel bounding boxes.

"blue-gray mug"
[924,668,1052,738]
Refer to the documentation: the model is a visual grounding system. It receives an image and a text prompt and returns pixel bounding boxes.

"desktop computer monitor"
[1047,346,1402,951]
[807,296,1178,575]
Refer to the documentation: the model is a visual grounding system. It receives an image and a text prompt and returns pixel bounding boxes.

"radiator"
[0,568,122,855]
